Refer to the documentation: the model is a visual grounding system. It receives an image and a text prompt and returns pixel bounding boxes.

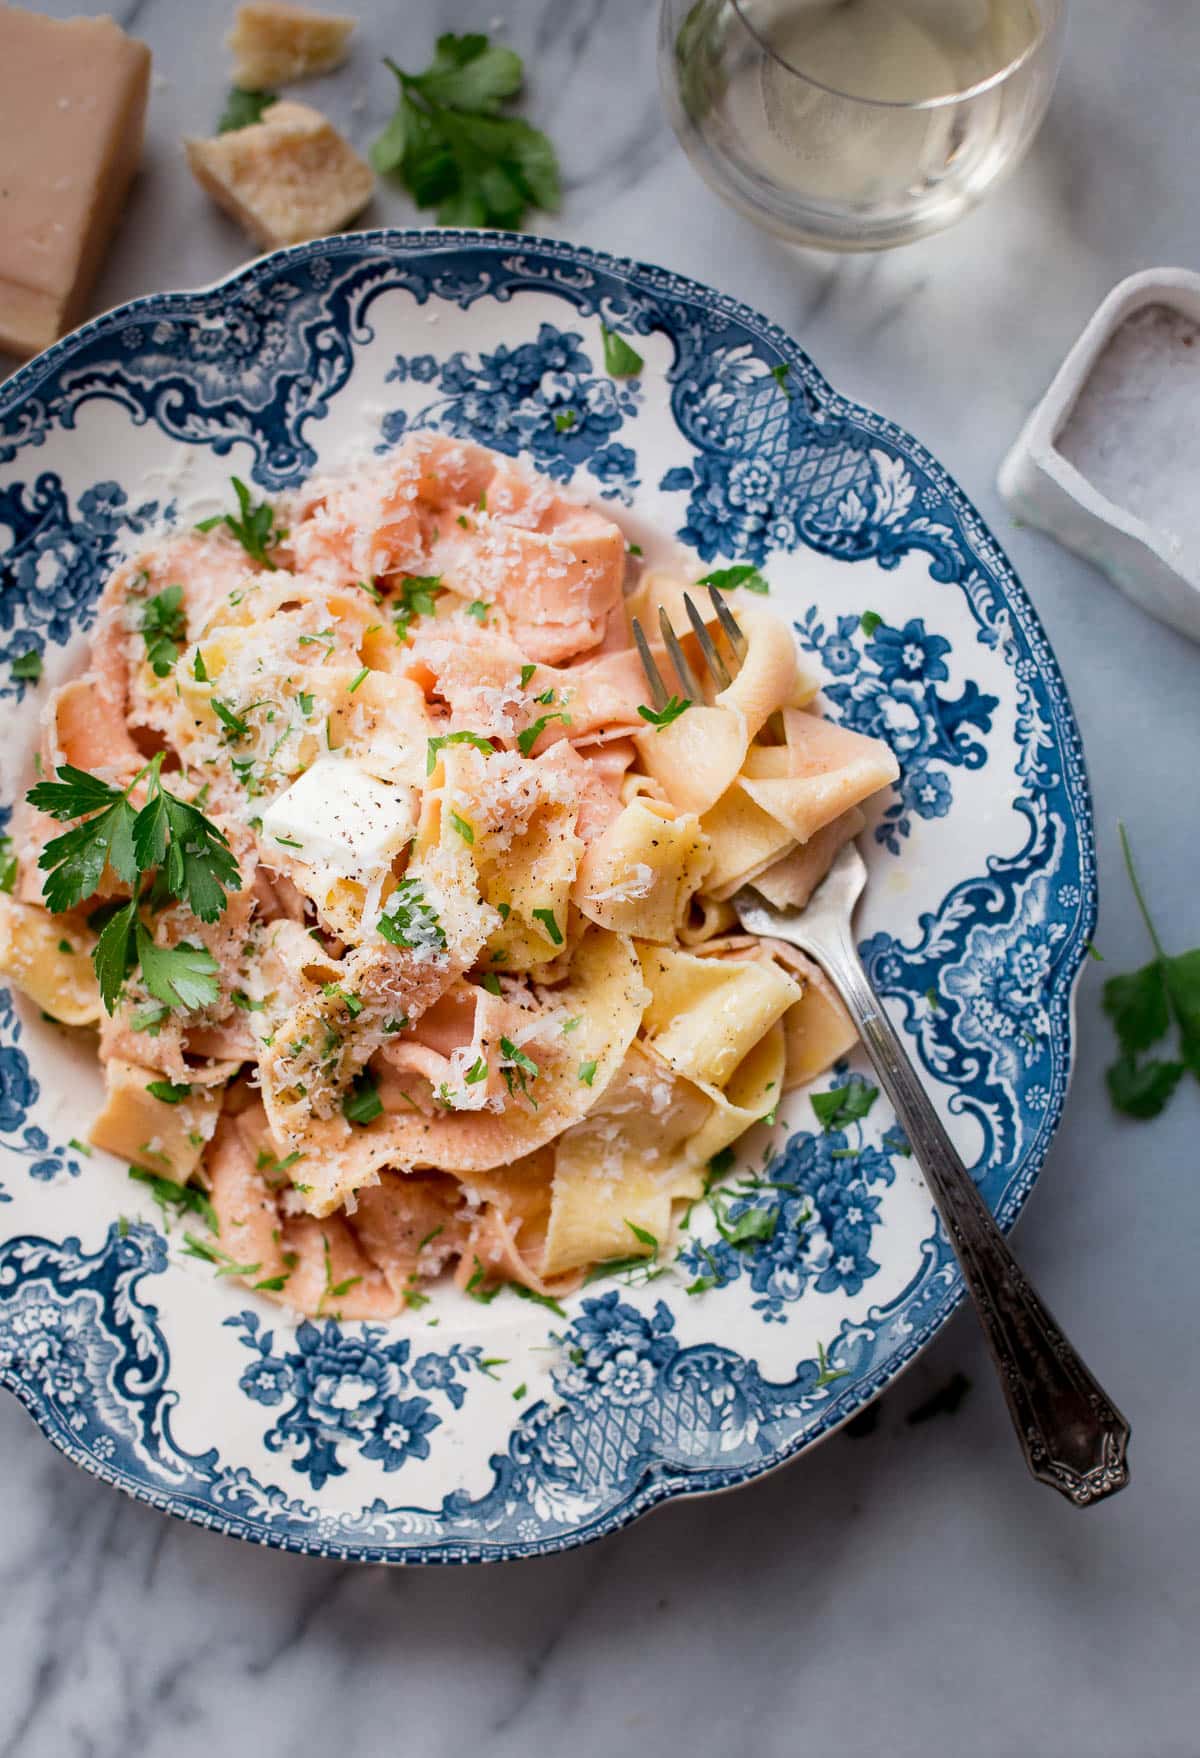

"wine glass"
[659,0,1067,251]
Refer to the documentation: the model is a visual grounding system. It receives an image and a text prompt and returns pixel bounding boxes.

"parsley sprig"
[196,477,283,569]
[139,584,187,678]
[1103,823,1200,1118]
[27,757,240,1012]
[371,33,560,230]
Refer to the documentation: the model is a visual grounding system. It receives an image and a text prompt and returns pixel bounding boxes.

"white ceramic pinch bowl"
[999,266,1200,642]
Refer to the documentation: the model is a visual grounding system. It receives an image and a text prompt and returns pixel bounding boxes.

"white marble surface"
[3,1,1200,1753]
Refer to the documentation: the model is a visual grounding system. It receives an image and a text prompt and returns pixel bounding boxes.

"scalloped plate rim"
[0,227,1098,1563]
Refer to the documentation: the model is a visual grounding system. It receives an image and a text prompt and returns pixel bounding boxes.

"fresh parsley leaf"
[697,562,769,596]
[140,584,186,678]
[601,324,644,377]
[1104,822,1200,1114]
[517,710,570,756]
[626,1219,657,1249]
[810,1077,879,1133]
[637,695,691,729]
[531,906,563,946]
[1106,1054,1185,1120]
[11,648,42,681]
[146,1079,192,1104]
[518,663,537,689]
[860,610,883,636]
[94,899,138,1013]
[29,767,139,912]
[343,1070,383,1127]
[198,477,282,569]
[449,809,475,845]
[1103,961,1169,1056]
[481,972,502,996]
[218,87,278,132]
[465,1057,488,1084]
[426,729,494,774]
[137,926,221,1012]
[372,34,560,231]
[377,877,447,953]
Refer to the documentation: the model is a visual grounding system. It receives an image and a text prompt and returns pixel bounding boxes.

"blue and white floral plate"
[0,231,1095,1563]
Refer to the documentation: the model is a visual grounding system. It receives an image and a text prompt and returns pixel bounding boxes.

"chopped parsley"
[637,695,691,729]
[553,410,576,432]
[531,906,563,945]
[600,323,645,378]
[697,562,769,596]
[449,809,475,845]
[137,584,187,678]
[465,599,490,622]
[499,1035,538,1103]
[145,1079,192,1104]
[770,362,792,398]
[860,609,883,637]
[426,729,494,775]
[481,973,503,996]
[183,1231,261,1278]
[129,1167,217,1232]
[465,1057,488,1084]
[10,648,42,682]
[195,476,283,569]
[517,710,570,756]
[342,1070,383,1126]
[810,1077,878,1133]
[377,876,447,954]
[578,1058,597,1086]
[322,982,364,1018]
[348,666,370,692]
[519,663,537,689]
[0,834,16,894]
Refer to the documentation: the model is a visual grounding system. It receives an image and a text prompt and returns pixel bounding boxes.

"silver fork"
[639,590,1130,1507]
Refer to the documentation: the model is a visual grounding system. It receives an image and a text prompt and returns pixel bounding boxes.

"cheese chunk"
[185,100,373,251]
[261,756,416,880]
[0,5,151,359]
[228,2,355,87]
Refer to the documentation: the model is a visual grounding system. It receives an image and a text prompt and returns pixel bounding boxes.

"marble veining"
[2,1,1200,1754]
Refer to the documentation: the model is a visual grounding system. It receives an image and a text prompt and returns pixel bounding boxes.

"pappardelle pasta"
[1,435,899,1316]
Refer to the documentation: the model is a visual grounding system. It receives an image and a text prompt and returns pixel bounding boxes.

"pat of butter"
[261,757,415,878]
[0,5,151,360]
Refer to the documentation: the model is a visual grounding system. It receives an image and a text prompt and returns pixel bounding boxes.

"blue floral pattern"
[678,1075,904,1319]
[227,1311,489,1491]
[795,607,1000,853]
[0,232,1099,1558]
[378,321,642,501]
[0,475,159,694]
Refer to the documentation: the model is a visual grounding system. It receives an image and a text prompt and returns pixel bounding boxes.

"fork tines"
[631,585,747,705]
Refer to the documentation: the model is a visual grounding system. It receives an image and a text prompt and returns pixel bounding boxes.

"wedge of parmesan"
[185,100,373,251]
[228,2,355,87]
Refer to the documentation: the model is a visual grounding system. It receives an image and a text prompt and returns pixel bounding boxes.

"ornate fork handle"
[805,919,1130,1507]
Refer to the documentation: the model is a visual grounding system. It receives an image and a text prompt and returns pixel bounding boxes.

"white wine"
[662,0,1057,249]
